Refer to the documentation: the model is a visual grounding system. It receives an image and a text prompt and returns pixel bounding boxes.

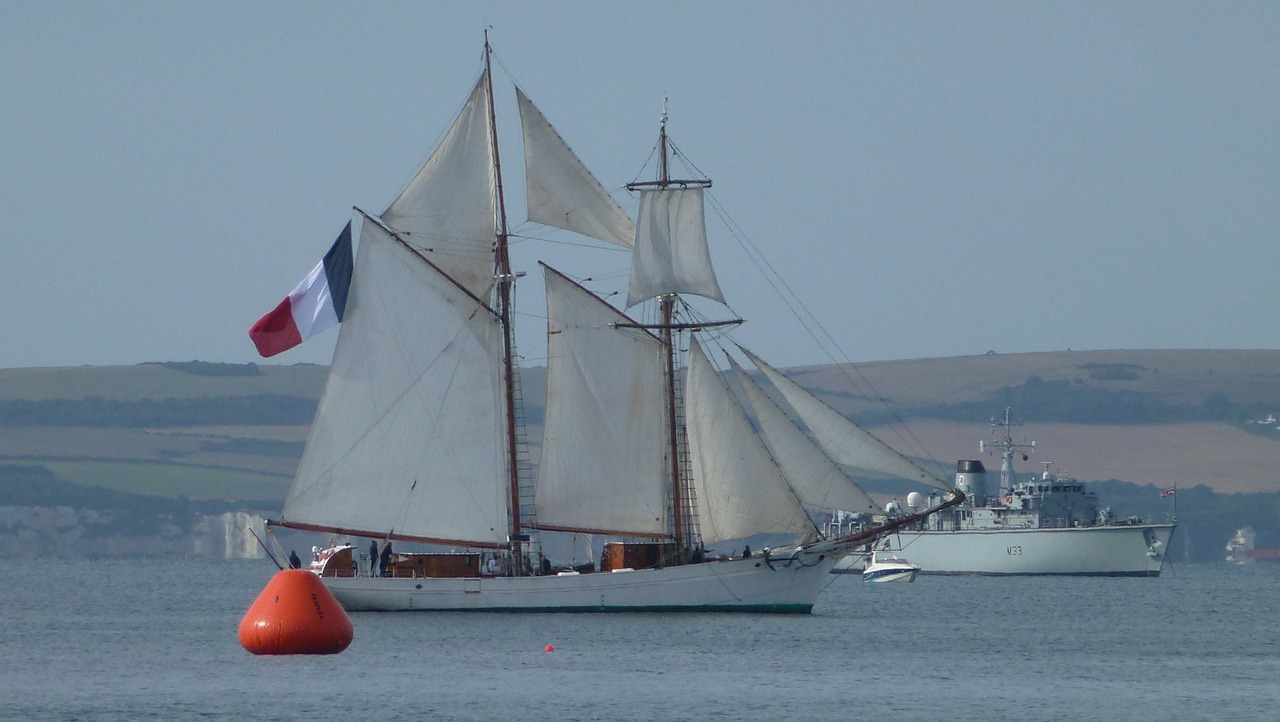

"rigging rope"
[701,188,943,472]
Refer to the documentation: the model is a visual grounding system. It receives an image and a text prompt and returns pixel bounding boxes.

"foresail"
[534,265,668,537]
[727,355,880,514]
[740,347,951,492]
[381,74,497,299]
[626,188,726,308]
[685,338,815,544]
[517,88,636,248]
[283,219,510,545]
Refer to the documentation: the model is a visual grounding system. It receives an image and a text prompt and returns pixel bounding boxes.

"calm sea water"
[2,558,1276,721]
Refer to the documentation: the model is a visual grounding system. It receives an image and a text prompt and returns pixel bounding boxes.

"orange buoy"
[238,569,353,655]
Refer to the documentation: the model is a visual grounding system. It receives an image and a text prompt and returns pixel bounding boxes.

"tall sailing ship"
[262,39,962,612]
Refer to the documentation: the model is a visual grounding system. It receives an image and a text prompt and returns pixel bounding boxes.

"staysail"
[534,265,668,537]
[727,355,881,514]
[684,338,816,544]
[517,87,636,248]
[282,217,510,546]
[740,346,950,492]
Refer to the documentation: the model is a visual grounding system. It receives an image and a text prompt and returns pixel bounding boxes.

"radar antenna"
[982,407,1035,496]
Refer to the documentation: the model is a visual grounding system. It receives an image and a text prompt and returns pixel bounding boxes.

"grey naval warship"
[834,408,1176,576]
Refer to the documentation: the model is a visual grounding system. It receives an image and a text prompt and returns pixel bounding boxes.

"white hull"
[323,546,846,612]
[863,564,918,583]
[833,523,1175,577]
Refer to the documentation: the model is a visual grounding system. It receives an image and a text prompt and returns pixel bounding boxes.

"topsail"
[380,76,497,300]
[518,88,636,248]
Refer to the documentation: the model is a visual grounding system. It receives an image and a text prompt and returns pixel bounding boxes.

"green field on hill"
[2,349,1279,562]
[13,460,290,501]
[4,349,1280,501]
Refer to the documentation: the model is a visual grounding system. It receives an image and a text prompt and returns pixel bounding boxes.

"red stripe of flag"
[249,296,304,357]
[249,222,353,358]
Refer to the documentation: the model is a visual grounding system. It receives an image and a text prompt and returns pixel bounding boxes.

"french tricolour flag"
[249,222,354,358]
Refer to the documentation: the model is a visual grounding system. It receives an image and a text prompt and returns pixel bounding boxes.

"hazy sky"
[4,2,1277,370]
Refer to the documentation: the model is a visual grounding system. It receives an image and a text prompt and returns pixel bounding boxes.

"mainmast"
[484,33,525,571]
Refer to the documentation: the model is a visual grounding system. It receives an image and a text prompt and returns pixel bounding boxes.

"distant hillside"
[788,349,1280,424]
[2,350,1279,499]
[0,361,329,402]
[2,350,1278,561]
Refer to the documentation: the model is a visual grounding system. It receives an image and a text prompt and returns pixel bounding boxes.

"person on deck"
[289,550,301,569]
[380,541,393,577]
[369,539,378,576]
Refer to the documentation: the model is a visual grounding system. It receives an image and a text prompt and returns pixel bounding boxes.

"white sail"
[381,75,497,299]
[685,338,814,544]
[517,88,635,248]
[534,265,668,536]
[740,347,950,492]
[727,355,880,515]
[283,219,509,545]
[626,188,726,308]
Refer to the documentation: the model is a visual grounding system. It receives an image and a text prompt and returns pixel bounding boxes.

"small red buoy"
[238,569,354,655]
[544,644,555,652]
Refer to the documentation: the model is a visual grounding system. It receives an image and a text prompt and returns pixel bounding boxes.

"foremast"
[483,32,528,574]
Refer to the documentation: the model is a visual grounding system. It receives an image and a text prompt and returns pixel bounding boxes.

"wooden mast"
[627,99,713,558]
[654,106,687,556]
[484,32,525,574]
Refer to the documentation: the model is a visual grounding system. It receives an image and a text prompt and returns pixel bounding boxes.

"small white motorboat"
[862,550,919,583]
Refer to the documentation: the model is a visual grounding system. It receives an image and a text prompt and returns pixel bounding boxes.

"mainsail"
[534,264,668,537]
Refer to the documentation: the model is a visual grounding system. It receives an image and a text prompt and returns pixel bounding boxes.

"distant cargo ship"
[833,408,1176,577]
[1226,527,1255,564]
[1226,526,1280,563]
